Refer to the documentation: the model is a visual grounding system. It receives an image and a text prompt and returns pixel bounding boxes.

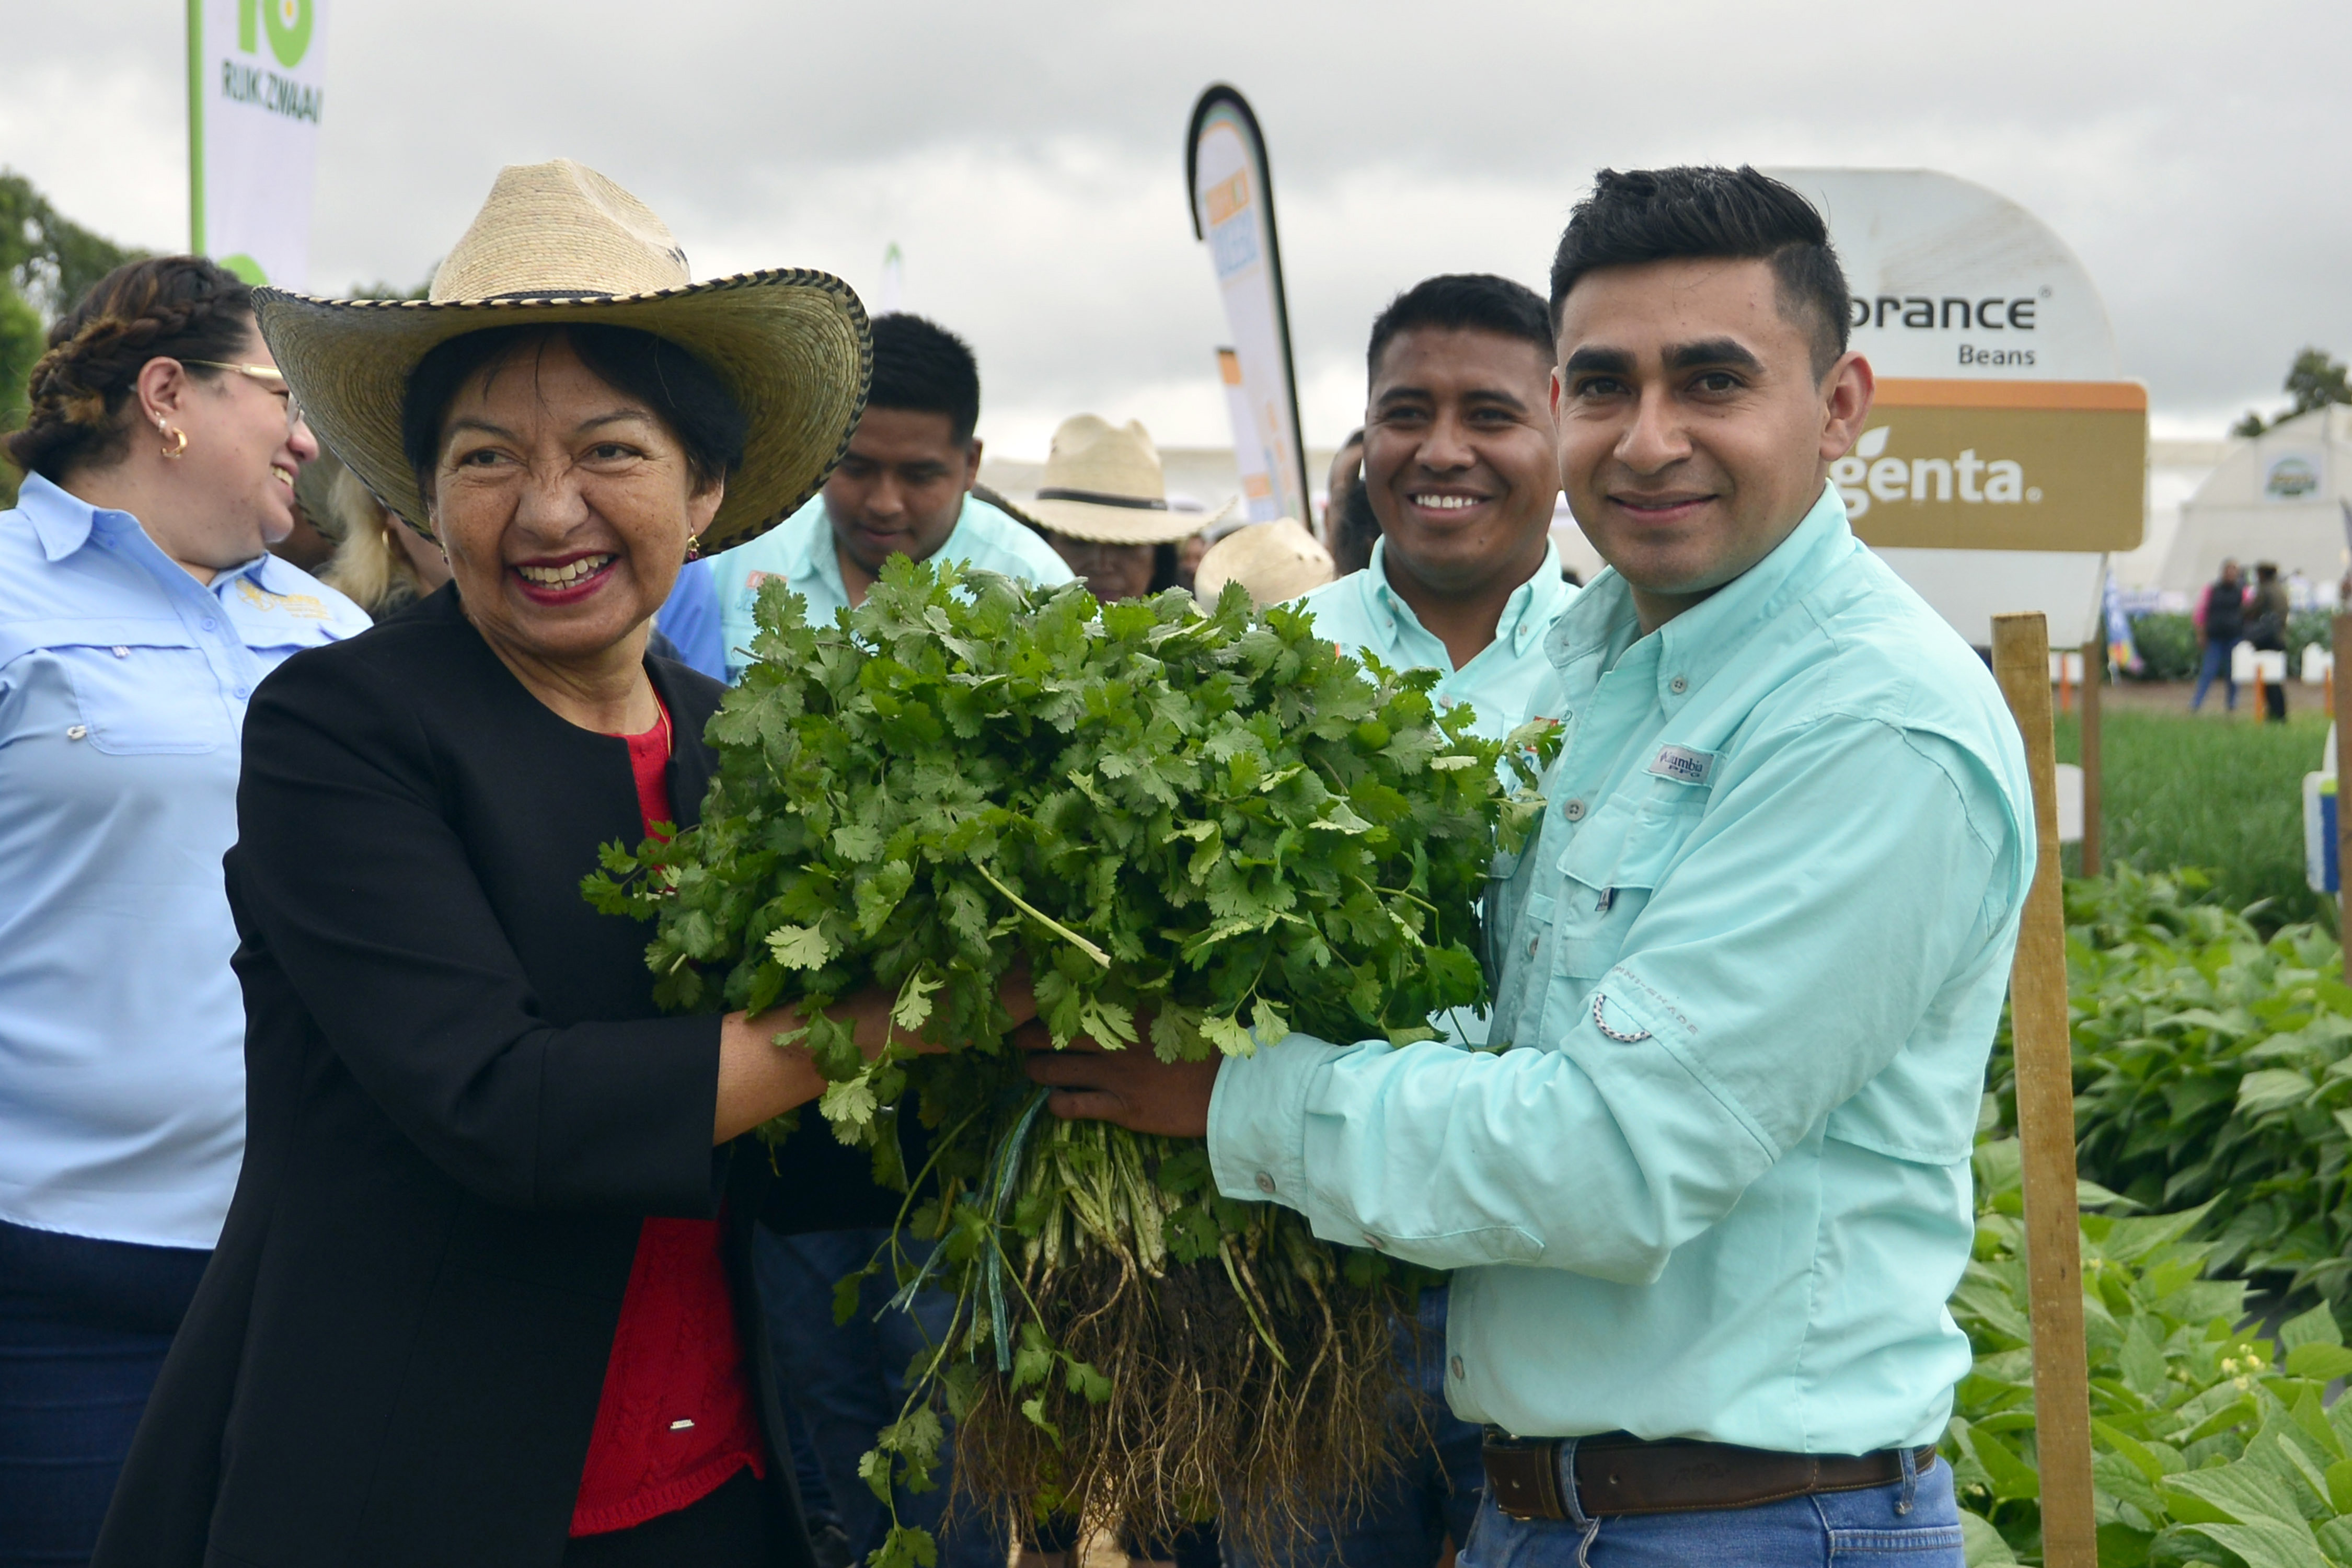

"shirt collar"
[1364,536,1569,668]
[1549,480,1857,701]
[17,472,106,562]
[17,471,282,590]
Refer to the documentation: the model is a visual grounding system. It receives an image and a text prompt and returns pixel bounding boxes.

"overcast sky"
[10,0,2348,456]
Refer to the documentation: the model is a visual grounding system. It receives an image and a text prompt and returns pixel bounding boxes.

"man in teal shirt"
[706,313,1070,678]
[1298,272,1576,748]
[1029,167,2029,1567]
[1231,274,1576,1568]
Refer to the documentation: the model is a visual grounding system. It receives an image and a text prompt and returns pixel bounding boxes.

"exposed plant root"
[944,1121,1419,1563]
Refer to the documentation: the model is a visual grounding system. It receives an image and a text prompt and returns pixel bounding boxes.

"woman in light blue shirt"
[0,256,366,1564]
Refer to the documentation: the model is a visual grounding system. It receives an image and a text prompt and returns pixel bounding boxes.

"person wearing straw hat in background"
[1021,415,1205,599]
[94,159,1036,1568]
[704,313,1070,680]
[1191,515,1333,608]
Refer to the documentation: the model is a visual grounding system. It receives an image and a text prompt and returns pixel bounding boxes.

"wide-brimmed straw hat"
[1193,517,1334,608]
[252,158,870,551]
[1025,416,1203,546]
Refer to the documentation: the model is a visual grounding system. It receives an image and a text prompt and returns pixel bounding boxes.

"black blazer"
[96,589,893,1568]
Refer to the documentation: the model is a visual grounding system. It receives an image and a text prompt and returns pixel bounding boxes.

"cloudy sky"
[10,0,2348,456]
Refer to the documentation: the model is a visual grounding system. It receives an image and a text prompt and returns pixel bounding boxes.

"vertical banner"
[1186,86,1309,527]
[1216,348,1277,519]
[188,0,330,289]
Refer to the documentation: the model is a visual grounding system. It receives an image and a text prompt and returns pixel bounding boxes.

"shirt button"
[202,617,218,631]
[112,646,129,659]
[1563,799,1587,822]
[1527,937,1539,958]
[234,685,250,699]
[1450,1355,1467,1380]
[1255,1172,1277,1195]
[67,724,88,741]
[1670,675,1689,694]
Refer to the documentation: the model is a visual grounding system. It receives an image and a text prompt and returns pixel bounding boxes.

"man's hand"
[1018,1020,1222,1138]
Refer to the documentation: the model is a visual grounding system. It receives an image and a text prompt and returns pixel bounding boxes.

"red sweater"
[571,700,766,1536]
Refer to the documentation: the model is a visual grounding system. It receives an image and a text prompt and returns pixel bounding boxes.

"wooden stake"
[2080,638,2103,878]
[2335,617,2352,982]
[1991,613,2095,1568]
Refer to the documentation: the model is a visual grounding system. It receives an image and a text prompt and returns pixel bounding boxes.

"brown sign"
[1835,379,2146,552]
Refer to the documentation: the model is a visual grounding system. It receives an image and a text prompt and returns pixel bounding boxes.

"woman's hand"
[1018,1020,1222,1139]
[713,964,1042,1144]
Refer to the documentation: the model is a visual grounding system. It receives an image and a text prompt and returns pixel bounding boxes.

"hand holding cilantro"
[586,559,1553,1565]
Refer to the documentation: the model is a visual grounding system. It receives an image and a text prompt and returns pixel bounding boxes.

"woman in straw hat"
[1019,416,1203,601]
[94,160,1034,1568]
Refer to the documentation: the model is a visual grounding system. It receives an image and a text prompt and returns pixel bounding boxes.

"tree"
[0,169,146,506]
[2234,345,2350,439]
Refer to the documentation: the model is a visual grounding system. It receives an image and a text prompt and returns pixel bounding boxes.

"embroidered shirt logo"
[235,579,328,620]
[1647,744,1715,786]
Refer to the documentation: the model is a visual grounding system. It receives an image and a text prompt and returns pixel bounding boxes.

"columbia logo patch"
[1647,744,1715,786]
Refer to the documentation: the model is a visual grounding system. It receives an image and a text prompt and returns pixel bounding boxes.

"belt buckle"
[1485,1433,1572,1523]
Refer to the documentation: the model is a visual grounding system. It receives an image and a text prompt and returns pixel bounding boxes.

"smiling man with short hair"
[705,313,1070,678]
[1297,273,1574,738]
[1027,167,2033,1567]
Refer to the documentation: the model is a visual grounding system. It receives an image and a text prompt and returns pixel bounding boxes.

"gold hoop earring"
[684,534,701,562]
[158,420,188,460]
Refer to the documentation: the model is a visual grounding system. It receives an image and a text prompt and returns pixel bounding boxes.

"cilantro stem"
[974,861,1111,968]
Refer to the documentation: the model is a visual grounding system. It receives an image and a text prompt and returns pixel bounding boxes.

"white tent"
[2155,405,2352,592]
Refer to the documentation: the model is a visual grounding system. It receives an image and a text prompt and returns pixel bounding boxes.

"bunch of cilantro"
[586,557,1547,1558]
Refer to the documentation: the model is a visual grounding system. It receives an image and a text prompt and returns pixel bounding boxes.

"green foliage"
[0,168,145,507]
[587,559,1553,1554]
[2127,615,2200,683]
[2053,713,2333,930]
[1952,1136,2352,1567]
[2235,347,2351,438]
[1987,870,2352,1312]
[2127,610,2327,687]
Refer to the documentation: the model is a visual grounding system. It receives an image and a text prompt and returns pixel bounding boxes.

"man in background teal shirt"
[705,314,1070,679]
[1029,167,2030,1567]
[1227,274,1575,1568]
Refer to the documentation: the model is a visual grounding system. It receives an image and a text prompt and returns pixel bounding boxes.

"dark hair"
[1548,166,1850,377]
[1366,274,1552,374]
[867,313,981,446]
[1330,469,1381,577]
[6,255,255,480]
[400,324,747,503]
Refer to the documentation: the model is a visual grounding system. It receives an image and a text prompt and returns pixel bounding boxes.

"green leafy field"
[2056,711,2331,930]
[1951,1138,2352,1567]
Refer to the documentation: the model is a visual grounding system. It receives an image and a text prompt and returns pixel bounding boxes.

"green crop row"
[1985,869,2352,1309]
[1952,1135,2352,1567]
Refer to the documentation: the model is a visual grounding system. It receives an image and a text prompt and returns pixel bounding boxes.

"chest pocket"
[1550,791,1708,986]
[57,637,234,755]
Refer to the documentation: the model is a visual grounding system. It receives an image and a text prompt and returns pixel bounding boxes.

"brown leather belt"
[1482,1430,1940,1520]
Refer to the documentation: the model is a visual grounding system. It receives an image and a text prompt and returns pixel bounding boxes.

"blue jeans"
[0,1217,211,1568]
[1458,1447,1963,1566]
[2190,640,2237,710]
[752,1227,1002,1568]
[1222,1287,1486,1568]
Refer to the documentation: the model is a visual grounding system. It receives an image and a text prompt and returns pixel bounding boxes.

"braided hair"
[6,256,255,481]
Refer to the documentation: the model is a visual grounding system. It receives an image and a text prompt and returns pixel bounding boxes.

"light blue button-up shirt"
[0,474,369,1248]
[1297,538,1576,742]
[1208,483,2031,1453]
[708,490,1075,679]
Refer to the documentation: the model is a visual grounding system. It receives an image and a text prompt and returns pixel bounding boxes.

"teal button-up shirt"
[1300,539,1576,1046]
[1207,483,2031,1452]
[708,491,1075,679]
[1296,538,1576,741]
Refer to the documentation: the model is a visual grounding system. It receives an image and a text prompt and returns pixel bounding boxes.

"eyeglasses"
[181,360,305,432]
